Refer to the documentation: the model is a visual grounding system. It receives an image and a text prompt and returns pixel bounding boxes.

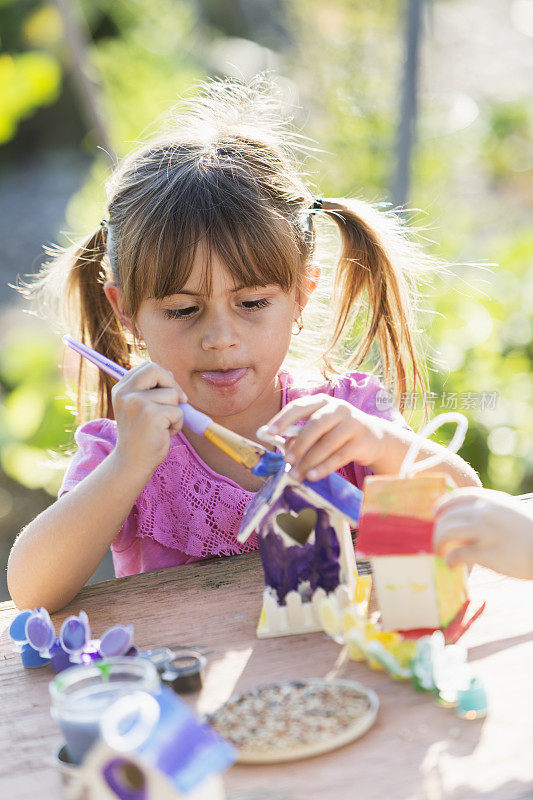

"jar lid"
[49,656,160,711]
[165,650,206,678]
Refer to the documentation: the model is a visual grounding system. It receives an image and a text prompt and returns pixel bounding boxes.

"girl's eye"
[163,306,198,319]
[240,298,270,311]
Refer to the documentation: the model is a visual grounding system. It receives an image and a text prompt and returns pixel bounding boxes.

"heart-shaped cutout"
[276,507,317,546]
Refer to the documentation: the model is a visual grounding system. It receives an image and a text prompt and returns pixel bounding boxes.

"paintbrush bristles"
[204,423,265,469]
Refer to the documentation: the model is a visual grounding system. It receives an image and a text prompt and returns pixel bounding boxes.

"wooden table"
[1,553,533,800]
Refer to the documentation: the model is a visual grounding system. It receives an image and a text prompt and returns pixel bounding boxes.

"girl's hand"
[434,488,533,580]
[111,362,188,474]
[265,394,388,482]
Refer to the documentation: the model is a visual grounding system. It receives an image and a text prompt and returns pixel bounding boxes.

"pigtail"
[318,198,427,416]
[63,227,132,421]
[20,225,134,424]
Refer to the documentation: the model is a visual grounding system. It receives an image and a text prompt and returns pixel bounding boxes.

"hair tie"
[99,219,108,246]
[311,198,323,210]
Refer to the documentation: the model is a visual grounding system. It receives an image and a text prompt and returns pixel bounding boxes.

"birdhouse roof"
[238,464,364,544]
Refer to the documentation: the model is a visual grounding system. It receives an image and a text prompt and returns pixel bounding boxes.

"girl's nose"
[201,315,240,351]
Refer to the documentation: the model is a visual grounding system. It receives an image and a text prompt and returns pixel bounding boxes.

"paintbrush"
[62,335,284,477]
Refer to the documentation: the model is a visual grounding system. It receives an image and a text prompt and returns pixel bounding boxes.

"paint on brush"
[251,450,285,476]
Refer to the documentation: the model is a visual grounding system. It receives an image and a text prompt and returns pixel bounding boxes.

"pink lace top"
[59,370,408,577]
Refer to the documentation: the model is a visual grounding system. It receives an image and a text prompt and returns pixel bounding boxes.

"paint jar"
[456,677,488,720]
[54,744,81,795]
[138,646,175,672]
[161,650,206,694]
[49,656,160,765]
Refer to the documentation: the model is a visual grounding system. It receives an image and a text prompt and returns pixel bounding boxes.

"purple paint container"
[49,657,160,765]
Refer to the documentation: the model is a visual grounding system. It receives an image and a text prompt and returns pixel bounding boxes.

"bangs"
[119,159,303,310]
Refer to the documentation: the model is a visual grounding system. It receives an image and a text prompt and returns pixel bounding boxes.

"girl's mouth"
[199,368,248,387]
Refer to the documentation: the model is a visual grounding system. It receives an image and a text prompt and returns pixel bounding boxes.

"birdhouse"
[238,462,364,638]
[356,473,469,632]
[72,686,235,800]
[356,413,472,636]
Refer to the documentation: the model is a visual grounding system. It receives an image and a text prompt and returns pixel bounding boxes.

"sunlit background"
[1,0,532,600]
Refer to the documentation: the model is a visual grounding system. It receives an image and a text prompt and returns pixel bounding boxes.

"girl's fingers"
[266,396,329,434]
[434,488,486,515]
[285,407,348,464]
[119,362,187,401]
[289,419,355,479]
[156,403,184,432]
[444,544,480,570]
[129,388,183,407]
[292,440,356,483]
[433,515,478,556]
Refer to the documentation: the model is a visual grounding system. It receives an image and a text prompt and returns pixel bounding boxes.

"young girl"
[7,80,480,612]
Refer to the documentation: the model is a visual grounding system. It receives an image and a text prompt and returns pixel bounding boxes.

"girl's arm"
[266,395,481,487]
[8,361,187,612]
[358,417,481,487]
[7,452,154,612]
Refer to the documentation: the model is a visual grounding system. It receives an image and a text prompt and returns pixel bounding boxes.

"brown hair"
[26,78,428,422]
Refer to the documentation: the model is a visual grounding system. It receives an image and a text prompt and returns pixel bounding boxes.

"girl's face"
[106,250,314,426]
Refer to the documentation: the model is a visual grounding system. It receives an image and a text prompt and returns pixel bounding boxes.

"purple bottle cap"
[99,624,134,658]
[25,608,55,657]
[60,611,91,658]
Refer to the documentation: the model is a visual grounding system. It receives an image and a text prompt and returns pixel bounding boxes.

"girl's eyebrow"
[171,284,263,297]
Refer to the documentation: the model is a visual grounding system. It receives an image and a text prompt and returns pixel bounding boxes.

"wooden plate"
[207,678,379,764]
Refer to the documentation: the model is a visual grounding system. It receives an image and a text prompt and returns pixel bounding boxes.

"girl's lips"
[199,367,248,387]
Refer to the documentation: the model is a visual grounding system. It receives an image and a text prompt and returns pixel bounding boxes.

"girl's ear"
[297,266,321,312]
[103,281,134,333]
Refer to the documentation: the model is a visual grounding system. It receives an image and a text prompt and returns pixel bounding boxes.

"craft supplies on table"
[9,605,208,694]
[8,602,224,796]
[238,428,364,638]
[53,683,235,799]
[49,656,160,764]
[313,413,487,720]
[317,579,487,718]
[2,552,528,800]
[356,413,477,635]
[161,650,206,694]
[207,679,379,764]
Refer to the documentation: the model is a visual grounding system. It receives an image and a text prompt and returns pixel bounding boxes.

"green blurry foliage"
[0,0,63,144]
[286,1,401,199]
[282,1,533,492]
[0,329,73,494]
[0,51,61,144]
[481,100,533,185]
[1,0,532,496]
[84,0,203,152]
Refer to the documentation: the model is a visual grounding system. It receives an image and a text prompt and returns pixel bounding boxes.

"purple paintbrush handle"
[63,335,126,380]
[182,405,212,436]
[62,335,212,436]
